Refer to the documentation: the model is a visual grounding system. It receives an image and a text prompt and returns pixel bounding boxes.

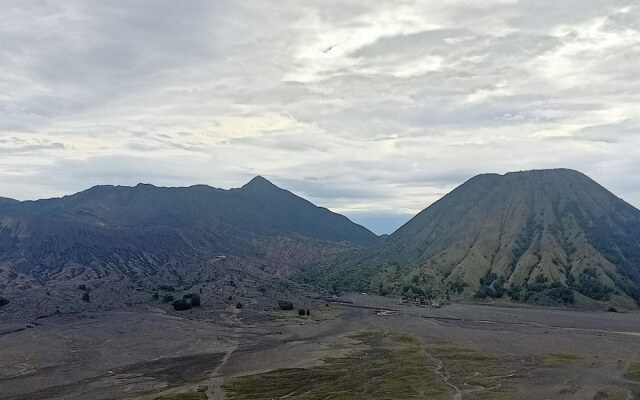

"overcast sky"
[1,1,639,234]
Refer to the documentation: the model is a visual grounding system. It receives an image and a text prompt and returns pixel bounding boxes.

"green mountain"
[317,169,640,309]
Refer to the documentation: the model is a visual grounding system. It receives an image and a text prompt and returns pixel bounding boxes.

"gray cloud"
[0,1,639,233]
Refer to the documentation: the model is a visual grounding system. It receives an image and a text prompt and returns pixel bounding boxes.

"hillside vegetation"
[309,169,640,309]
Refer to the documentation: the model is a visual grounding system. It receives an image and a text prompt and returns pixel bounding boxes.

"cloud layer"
[1,1,638,233]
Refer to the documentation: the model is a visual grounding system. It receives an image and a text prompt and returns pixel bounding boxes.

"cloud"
[0,0,639,233]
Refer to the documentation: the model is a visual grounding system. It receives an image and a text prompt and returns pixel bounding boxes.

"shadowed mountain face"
[319,169,640,309]
[0,177,377,317]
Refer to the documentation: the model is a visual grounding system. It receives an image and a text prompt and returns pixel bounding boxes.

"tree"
[236,302,243,309]
[278,300,294,310]
[0,297,8,308]
[298,309,306,316]
[173,299,192,311]
[82,292,90,303]
[306,309,310,316]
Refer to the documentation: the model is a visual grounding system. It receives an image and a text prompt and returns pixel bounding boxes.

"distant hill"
[315,169,640,309]
[0,177,377,318]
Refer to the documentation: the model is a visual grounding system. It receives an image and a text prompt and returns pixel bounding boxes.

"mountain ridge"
[0,176,378,319]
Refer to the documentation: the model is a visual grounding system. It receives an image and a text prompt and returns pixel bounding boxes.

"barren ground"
[1,294,639,399]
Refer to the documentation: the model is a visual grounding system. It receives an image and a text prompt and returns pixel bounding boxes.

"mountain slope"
[0,177,377,317]
[321,169,640,309]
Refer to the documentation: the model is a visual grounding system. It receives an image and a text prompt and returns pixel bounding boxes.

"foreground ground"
[1,294,640,399]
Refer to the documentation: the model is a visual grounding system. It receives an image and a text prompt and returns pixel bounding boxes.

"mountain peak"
[135,183,157,189]
[242,175,278,190]
[338,168,640,308]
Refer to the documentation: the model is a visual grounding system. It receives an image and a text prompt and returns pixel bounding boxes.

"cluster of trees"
[475,273,575,306]
[446,280,468,295]
[508,276,575,306]
[400,284,436,303]
[475,272,506,299]
[475,267,618,306]
[568,268,613,301]
[278,300,310,316]
[172,293,201,311]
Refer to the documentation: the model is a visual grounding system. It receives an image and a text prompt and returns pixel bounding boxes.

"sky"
[1,1,639,234]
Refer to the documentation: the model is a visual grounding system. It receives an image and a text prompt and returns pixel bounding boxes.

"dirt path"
[427,354,462,400]
[205,342,237,400]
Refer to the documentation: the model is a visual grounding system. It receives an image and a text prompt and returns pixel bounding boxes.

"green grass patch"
[152,386,208,400]
[224,332,449,399]
[593,389,628,400]
[557,385,579,395]
[224,332,519,400]
[545,352,584,366]
[624,361,640,382]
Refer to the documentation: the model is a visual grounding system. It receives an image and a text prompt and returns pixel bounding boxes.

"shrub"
[228,295,233,301]
[607,306,617,313]
[508,283,575,306]
[152,292,160,300]
[81,292,90,303]
[446,280,468,295]
[235,302,243,309]
[173,299,192,311]
[159,285,175,292]
[475,272,506,299]
[162,294,174,303]
[183,293,201,305]
[306,309,310,316]
[0,297,9,308]
[78,284,88,291]
[573,268,613,301]
[298,309,306,316]
[544,287,575,305]
[278,300,294,310]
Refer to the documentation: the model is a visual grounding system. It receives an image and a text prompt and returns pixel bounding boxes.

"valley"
[1,294,639,399]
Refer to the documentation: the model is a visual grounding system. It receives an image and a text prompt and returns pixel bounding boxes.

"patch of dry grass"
[623,361,640,382]
[593,389,628,400]
[152,386,208,400]
[224,332,519,400]
[545,352,584,366]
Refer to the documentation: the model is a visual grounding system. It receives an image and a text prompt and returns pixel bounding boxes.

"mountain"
[318,169,640,309]
[0,177,377,318]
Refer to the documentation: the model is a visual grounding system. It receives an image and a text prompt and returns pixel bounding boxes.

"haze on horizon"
[1,1,639,234]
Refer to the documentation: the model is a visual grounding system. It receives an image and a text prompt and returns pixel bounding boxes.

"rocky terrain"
[0,177,377,320]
